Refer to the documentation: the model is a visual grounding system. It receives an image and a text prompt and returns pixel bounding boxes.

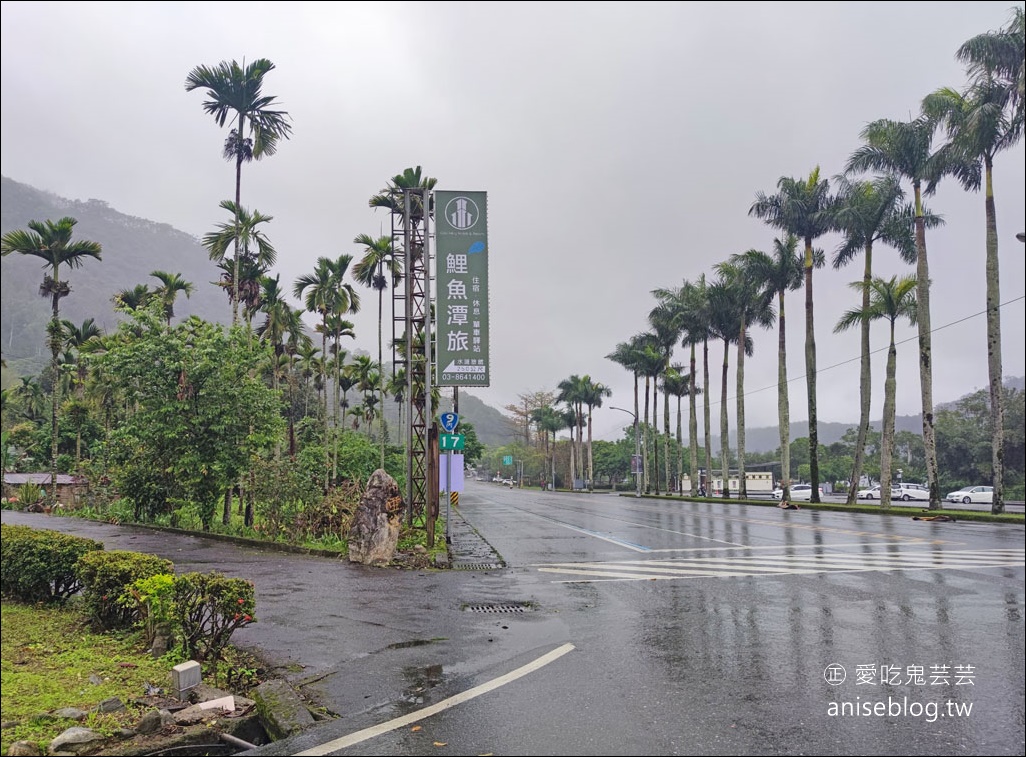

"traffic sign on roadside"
[440,412,459,433]
[440,433,465,451]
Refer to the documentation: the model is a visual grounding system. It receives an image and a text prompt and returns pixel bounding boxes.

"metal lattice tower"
[391,188,433,524]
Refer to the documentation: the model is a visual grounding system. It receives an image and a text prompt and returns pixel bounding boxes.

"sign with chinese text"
[435,190,490,387]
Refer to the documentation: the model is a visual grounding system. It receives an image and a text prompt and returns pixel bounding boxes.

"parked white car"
[772,483,822,501]
[946,485,993,504]
[894,483,930,501]
[856,484,899,500]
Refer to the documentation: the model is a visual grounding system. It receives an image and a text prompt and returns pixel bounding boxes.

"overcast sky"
[2,1,1024,443]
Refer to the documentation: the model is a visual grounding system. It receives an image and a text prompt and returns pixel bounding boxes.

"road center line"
[295,643,576,756]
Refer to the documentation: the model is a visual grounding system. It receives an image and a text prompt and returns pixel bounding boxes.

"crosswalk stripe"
[534,548,1025,583]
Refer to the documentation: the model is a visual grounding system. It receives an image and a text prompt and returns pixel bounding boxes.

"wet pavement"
[3,488,1023,756]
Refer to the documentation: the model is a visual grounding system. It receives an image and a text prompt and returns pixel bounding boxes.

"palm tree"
[606,334,652,489]
[531,405,567,490]
[369,166,438,225]
[923,76,1021,516]
[750,168,834,503]
[580,376,612,492]
[647,303,682,494]
[294,257,341,488]
[632,335,665,494]
[737,236,803,500]
[846,116,947,508]
[835,275,918,509]
[2,217,101,506]
[353,233,401,467]
[708,264,761,498]
[651,283,708,495]
[687,275,715,494]
[956,6,1024,127]
[661,365,690,494]
[706,275,741,497]
[150,270,195,326]
[112,284,151,311]
[202,201,276,327]
[718,254,774,499]
[829,175,920,503]
[185,58,292,325]
[61,318,103,398]
[556,375,587,488]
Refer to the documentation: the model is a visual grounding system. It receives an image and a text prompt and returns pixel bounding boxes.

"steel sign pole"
[445,449,452,544]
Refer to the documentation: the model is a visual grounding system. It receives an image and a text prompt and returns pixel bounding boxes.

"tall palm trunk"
[880,323,898,509]
[587,411,594,491]
[736,318,748,499]
[663,381,671,494]
[378,281,386,468]
[689,343,699,496]
[675,393,683,495]
[702,338,712,494]
[913,182,940,509]
[804,235,820,502]
[47,270,61,509]
[846,242,874,505]
[776,290,792,499]
[983,159,1004,514]
[320,323,329,490]
[231,115,245,326]
[643,377,651,493]
[720,338,730,498]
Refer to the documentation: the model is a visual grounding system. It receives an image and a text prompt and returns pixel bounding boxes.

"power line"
[712,294,1025,408]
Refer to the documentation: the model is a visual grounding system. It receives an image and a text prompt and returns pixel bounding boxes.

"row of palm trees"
[608,8,1022,514]
[2,54,435,503]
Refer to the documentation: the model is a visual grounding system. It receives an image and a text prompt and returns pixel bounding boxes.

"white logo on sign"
[445,196,479,230]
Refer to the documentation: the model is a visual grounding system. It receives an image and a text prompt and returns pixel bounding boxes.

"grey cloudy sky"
[2,1,1024,443]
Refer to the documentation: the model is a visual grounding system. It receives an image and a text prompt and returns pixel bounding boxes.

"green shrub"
[0,524,103,603]
[76,550,174,630]
[16,482,44,505]
[173,572,255,662]
[123,573,176,646]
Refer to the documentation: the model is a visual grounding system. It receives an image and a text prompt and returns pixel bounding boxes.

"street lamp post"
[611,406,641,498]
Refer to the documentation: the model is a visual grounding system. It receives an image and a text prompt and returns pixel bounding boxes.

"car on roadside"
[894,483,930,501]
[772,483,823,501]
[946,485,993,505]
[857,484,899,500]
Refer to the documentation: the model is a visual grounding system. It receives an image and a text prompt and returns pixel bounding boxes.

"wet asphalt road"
[3,485,1024,756]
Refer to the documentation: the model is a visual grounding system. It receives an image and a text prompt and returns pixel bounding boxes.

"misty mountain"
[1,176,229,375]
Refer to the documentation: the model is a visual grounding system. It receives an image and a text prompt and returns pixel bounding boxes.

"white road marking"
[534,548,1026,583]
[295,642,576,756]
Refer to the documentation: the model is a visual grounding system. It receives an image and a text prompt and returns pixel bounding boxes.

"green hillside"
[1,176,229,378]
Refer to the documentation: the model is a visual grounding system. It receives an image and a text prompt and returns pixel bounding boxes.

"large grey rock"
[47,726,104,754]
[348,469,403,566]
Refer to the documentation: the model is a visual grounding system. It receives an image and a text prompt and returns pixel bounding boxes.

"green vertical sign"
[435,190,489,387]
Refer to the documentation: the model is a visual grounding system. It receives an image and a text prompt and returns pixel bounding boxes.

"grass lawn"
[0,601,179,754]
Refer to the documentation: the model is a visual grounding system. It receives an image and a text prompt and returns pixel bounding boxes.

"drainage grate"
[452,562,506,570]
[463,602,532,613]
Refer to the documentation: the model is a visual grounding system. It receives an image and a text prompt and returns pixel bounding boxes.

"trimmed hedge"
[0,523,104,603]
[174,571,256,662]
[76,549,175,630]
